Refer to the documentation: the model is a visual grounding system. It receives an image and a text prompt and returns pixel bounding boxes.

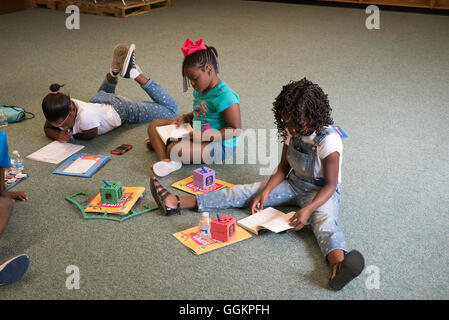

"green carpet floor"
[0,0,448,300]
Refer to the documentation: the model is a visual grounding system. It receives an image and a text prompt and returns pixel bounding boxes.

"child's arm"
[73,127,98,140]
[250,144,291,213]
[188,103,242,141]
[0,167,6,197]
[44,121,73,142]
[217,103,242,139]
[208,103,241,141]
[0,195,14,239]
[288,151,340,231]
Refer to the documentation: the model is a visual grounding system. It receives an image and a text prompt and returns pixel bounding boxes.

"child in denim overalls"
[150,78,365,291]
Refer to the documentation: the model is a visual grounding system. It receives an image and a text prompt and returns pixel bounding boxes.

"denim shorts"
[207,141,236,164]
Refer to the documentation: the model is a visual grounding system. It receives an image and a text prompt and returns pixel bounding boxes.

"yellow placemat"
[85,186,145,215]
[173,225,252,255]
[171,176,234,195]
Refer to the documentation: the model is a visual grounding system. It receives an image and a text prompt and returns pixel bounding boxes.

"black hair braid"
[272,78,333,141]
[182,45,219,76]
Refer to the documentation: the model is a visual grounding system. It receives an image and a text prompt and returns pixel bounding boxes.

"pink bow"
[181,38,207,57]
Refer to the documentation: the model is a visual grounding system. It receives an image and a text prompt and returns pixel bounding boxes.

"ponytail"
[42,83,71,123]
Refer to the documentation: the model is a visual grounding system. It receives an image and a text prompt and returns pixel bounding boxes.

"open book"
[237,207,296,235]
[156,123,193,145]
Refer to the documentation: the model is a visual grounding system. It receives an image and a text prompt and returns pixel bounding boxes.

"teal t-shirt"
[192,81,240,148]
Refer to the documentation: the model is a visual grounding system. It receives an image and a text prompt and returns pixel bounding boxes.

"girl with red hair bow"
[146,38,242,177]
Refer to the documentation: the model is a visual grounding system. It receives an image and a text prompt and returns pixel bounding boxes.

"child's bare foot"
[144,138,153,151]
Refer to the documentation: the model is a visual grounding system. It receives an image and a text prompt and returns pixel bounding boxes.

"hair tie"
[181,38,207,57]
[51,91,59,95]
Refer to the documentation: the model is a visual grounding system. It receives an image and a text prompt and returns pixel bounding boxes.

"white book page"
[260,211,296,233]
[26,141,85,164]
[156,123,193,143]
[237,207,287,233]
[63,158,97,174]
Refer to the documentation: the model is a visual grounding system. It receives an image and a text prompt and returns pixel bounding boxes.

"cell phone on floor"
[111,144,133,155]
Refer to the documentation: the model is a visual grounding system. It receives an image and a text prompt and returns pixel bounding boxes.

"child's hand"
[172,116,186,128]
[287,207,311,232]
[7,191,28,201]
[57,129,73,143]
[250,191,269,214]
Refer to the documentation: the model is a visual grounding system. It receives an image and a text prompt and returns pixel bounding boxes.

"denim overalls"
[196,127,346,258]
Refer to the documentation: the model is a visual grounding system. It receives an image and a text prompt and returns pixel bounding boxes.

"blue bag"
[0,105,35,123]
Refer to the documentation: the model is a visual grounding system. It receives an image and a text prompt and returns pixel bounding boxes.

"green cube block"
[100,181,123,205]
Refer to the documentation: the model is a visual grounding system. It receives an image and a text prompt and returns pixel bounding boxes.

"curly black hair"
[272,78,333,141]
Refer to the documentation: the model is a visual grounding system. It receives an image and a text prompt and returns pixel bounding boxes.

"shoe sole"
[0,254,30,286]
[152,161,182,177]
[328,250,365,291]
[111,44,129,74]
[121,43,136,78]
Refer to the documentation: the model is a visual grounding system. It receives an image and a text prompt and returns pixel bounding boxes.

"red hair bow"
[181,38,207,57]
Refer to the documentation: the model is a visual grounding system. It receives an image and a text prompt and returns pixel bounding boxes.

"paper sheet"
[62,158,97,174]
[26,141,84,164]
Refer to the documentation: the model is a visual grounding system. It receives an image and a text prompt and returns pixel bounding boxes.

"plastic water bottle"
[10,150,24,174]
[199,212,211,239]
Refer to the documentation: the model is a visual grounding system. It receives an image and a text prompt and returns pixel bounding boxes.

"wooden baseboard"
[0,0,25,14]
[30,0,172,17]
[317,0,449,9]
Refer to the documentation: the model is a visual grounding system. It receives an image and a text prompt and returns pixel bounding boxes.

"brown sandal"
[150,176,181,216]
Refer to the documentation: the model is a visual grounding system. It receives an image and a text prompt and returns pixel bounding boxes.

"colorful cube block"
[100,181,123,205]
[193,167,215,190]
[211,215,236,242]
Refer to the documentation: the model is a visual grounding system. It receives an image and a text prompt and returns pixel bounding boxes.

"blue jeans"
[196,177,346,258]
[89,76,178,124]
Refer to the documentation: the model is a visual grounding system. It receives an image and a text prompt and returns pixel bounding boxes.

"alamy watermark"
[65,5,80,30]
[365,5,380,30]
[168,127,280,176]
[364,265,380,289]
[65,265,80,290]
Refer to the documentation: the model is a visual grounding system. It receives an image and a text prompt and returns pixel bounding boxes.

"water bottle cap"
[202,212,209,218]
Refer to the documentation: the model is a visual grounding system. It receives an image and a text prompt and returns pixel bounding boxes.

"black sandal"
[328,250,365,291]
[150,176,181,216]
